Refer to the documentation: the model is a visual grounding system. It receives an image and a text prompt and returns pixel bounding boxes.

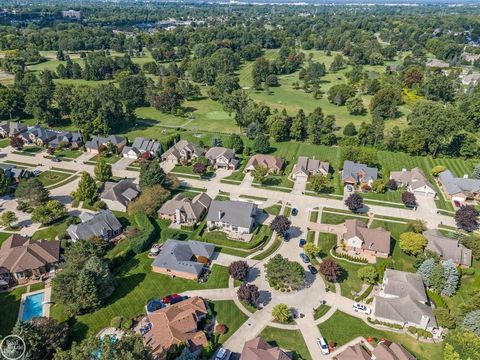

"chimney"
[464,174,469,179]
[218,210,223,220]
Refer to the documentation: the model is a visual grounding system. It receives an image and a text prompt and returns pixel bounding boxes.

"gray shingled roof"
[292,156,329,176]
[49,131,83,147]
[27,126,57,142]
[383,269,428,302]
[157,193,212,222]
[424,229,472,267]
[390,167,435,192]
[438,170,480,196]
[85,135,125,150]
[161,140,204,160]
[152,239,215,276]
[100,179,139,207]
[0,121,27,135]
[67,210,122,241]
[205,147,235,162]
[206,200,257,229]
[341,160,378,183]
[130,137,162,154]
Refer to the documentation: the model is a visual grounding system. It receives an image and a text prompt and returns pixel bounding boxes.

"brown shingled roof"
[344,219,391,255]
[246,155,284,172]
[240,337,291,360]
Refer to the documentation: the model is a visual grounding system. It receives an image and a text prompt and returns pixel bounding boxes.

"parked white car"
[317,337,329,355]
[353,302,371,314]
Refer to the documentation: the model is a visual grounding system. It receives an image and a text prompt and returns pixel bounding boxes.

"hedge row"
[131,213,156,254]
[332,247,369,264]
[408,326,433,338]
[367,317,403,330]
[427,290,447,309]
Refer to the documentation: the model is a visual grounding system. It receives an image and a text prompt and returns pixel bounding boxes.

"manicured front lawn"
[0,232,11,246]
[318,311,443,360]
[321,212,368,225]
[55,253,230,342]
[318,232,337,258]
[264,204,282,216]
[259,327,311,360]
[309,211,318,222]
[200,224,272,250]
[52,148,83,159]
[38,170,71,187]
[32,218,71,241]
[313,304,331,320]
[85,154,121,165]
[0,286,27,336]
[209,300,248,345]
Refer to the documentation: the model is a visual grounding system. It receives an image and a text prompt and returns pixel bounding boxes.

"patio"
[335,244,378,264]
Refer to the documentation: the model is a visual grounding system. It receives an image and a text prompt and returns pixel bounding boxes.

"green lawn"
[318,232,337,258]
[0,232,11,246]
[38,171,71,187]
[0,139,10,148]
[209,300,248,345]
[0,286,27,336]
[54,254,230,342]
[313,304,331,320]
[321,212,368,225]
[318,311,443,360]
[85,154,121,165]
[30,282,45,292]
[32,219,71,241]
[264,204,282,216]
[309,211,318,222]
[259,327,312,360]
[252,236,282,260]
[52,148,83,159]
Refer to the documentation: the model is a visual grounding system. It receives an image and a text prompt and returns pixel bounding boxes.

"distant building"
[151,239,215,280]
[244,154,284,174]
[85,135,126,154]
[426,59,449,68]
[343,219,391,258]
[0,121,27,138]
[205,147,238,169]
[239,337,291,360]
[62,10,81,20]
[100,179,139,212]
[341,160,378,186]
[161,140,204,164]
[291,156,329,180]
[158,193,211,225]
[460,72,480,86]
[423,229,472,267]
[122,137,162,159]
[67,210,122,241]
[206,200,257,235]
[390,167,436,197]
[374,269,437,331]
[49,131,83,149]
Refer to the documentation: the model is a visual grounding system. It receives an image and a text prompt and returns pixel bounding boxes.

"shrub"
[367,318,403,330]
[215,324,228,335]
[427,290,447,308]
[110,316,123,329]
[121,318,133,330]
[94,200,107,210]
[130,214,155,254]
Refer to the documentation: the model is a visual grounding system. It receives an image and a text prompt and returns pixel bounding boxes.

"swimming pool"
[22,292,44,321]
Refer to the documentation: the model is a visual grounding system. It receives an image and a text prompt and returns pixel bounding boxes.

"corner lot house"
[49,131,83,149]
[374,269,437,331]
[100,179,139,212]
[206,200,257,235]
[0,121,27,138]
[240,337,291,360]
[244,154,284,174]
[291,156,329,180]
[341,160,378,186]
[85,135,127,154]
[0,234,59,285]
[205,147,239,169]
[151,239,215,280]
[343,219,391,259]
[122,137,162,159]
[158,193,212,225]
[67,210,122,241]
[390,167,436,197]
[143,296,209,359]
[437,170,480,204]
[161,140,204,164]
[424,229,472,267]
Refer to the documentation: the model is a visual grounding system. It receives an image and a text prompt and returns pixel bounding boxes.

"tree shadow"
[247,267,260,282]
[259,290,272,306]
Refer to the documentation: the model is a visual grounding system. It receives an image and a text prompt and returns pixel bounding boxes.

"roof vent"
[464,174,469,179]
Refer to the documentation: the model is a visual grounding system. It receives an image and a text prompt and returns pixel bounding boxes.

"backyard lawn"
[209,300,248,345]
[318,311,443,360]
[259,327,312,360]
[38,170,71,187]
[0,286,27,336]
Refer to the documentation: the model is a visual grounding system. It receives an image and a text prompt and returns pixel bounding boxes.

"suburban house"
[343,219,391,259]
[206,200,258,235]
[161,140,205,164]
[459,71,480,86]
[291,156,329,180]
[205,147,239,169]
[426,59,449,68]
[143,296,209,359]
[0,121,27,138]
[374,269,437,331]
[437,170,480,204]
[67,210,122,241]
[151,239,215,280]
[423,229,472,267]
[26,125,57,146]
[100,179,139,212]
[0,234,60,285]
[244,154,284,174]
[390,167,436,197]
[122,137,162,159]
[85,135,127,154]
[239,337,291,360]
[341,160,378,186]
[371,340,415,360]
[0,164,30,184]
[158,193,212,225]
[49,131,83,149]
[335,343,370,360]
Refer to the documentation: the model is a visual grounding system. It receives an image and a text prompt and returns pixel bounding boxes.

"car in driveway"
[299,238,306,247]
[291,208,298,216]
[317,337,330,355]
[308,265,318,274]
[162,293,180,304]
[299,253,310,263]
[215,347,230,360]
[353,302,371,314]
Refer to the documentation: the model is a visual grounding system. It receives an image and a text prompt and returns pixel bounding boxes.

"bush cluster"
[408,326,433,338]
[332,247,369,263]
[367,317,403,330]
[130,213,155,254]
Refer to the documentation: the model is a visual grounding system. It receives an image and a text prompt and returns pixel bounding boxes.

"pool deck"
[18,286,52,321]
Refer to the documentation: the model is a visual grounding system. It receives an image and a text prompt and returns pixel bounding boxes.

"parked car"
[51,157,61,162]
[215,348,229,360]
[170,295,188,305]
[308,265,318,274]
[299,253,310,263]
[353,302,371,314]
[299,238,306,247]
[317,337,330,355]
[32,170,41,177]
[163,293,180,304]
[291,208,298,216]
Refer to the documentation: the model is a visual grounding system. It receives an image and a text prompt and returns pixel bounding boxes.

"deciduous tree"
[15,177,49,206]
[357,265,378,284]
[272,303,291,323]
[270,215,291,237]
[74,171,98,205]
[237,283,260,307]
[345,193,364,212]
[399,232,427,255]
[229,261,249,281]
[94,158,112,182]
[319,259,342,282]
[455,205,479,232]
